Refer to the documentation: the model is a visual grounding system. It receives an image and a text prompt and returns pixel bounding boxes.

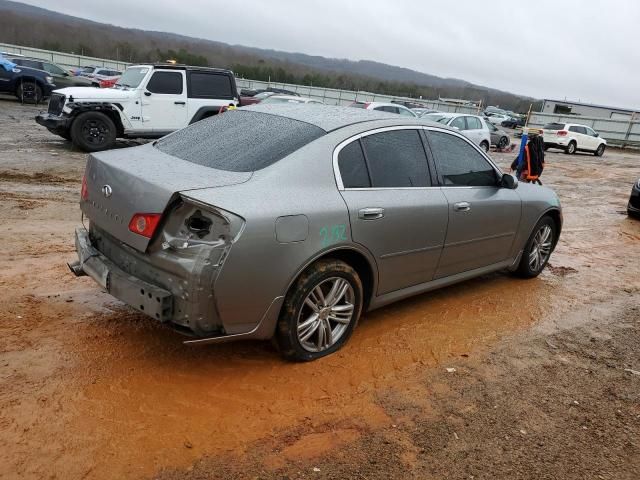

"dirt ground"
[1,96,639,480]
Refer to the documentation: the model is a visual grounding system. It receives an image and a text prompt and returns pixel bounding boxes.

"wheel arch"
[189,106,224,125]
[283,246,378,312]
[69,104,125,136]
[539,207,562,249]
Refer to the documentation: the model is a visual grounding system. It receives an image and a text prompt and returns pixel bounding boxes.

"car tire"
[565,141,576,155]
[70,111,117,152]
[480,141,490,153]
[594,144,606,157]
[498,136,509,149]
[15,82,43,104]
[515,216,556,278]
[275,258,363,362]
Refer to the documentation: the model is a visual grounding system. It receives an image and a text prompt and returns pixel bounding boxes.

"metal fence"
[1,42,480,114]
[528,112,640,147]
[1,42,130,71]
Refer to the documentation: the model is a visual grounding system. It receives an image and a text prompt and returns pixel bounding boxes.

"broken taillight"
[128,213,162,238]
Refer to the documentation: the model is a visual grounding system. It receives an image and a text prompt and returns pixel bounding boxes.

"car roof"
[127,64,233,74]
[243,104,451,133]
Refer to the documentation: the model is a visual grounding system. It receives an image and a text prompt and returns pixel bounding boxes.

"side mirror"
[500,173,518,189]
[595,132,599,137]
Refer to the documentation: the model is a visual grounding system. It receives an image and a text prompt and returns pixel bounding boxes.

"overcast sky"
[20,0,640,107]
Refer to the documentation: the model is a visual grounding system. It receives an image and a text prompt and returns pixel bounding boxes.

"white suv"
[423,112,492,152]
[36,64,239,151]
[542,122,607,156]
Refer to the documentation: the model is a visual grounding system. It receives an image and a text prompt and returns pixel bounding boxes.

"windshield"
[115,66,150,88]
[82,67,95,73]
[424,114,449,124]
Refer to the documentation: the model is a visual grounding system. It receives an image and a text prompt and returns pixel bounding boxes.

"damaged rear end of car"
[69,143,250,337]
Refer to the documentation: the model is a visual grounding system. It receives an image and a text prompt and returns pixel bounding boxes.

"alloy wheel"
[528,224,553,272]
[297,277,355,352]
[81,119,110,146]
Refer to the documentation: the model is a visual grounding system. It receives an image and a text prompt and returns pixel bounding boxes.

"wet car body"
[70,104,562,360]
[628,178,640,218]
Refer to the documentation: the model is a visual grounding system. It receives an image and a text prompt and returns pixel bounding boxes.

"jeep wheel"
[71,111,117,152]
[15,82,42,104]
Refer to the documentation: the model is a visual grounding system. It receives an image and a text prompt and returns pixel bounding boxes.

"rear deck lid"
[81,143,252,252]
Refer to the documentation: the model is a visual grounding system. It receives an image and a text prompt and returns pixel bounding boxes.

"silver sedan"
[69,104,562,361]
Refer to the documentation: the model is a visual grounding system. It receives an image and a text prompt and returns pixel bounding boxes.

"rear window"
[155,110,325,172]
[188,72,234,99]
[543,123,565,130]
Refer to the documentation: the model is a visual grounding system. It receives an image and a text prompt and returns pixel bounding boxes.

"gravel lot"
[1,96,639,479]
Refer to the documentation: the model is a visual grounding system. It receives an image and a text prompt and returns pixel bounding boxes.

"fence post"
[622,113,635,148]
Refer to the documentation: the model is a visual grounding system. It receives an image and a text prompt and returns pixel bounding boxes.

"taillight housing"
[129,213,161,238]
[81,174,88,200]
[556,130,568,136]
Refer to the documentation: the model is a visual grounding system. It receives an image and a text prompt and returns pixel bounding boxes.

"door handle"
[453,201,471,212]
[174,101,186,105]
[358,207,385,220]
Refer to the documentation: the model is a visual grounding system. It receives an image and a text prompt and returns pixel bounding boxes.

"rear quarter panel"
[184,125,381,336]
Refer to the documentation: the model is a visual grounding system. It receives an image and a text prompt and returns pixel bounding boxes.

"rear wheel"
[565,141,576,155]
[480,140,490,153]
[594,144,605,157]
[275,259,363,361]
[515,216,556,278]
[15,82,43,104]
[70,111,117,152]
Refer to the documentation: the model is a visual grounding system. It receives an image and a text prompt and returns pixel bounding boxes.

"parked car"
[98,76,120,88]
[628,178,640,218]
[68,105,562,361]
[411,108,440,117]
[6,55,92,89]
[260,95,323,105]
[240,91,276,106]
[36,64,239,151]
[0,59,56,103]
[486,121,511,149]
[542,122,606,156]
[79,66,122,82]
[423,113,491,152]
[350,101,417,117]
[501,116,526,129]
[484,106,507,116]
[485,113,511,125]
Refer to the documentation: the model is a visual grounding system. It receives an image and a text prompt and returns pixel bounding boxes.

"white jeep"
[36,64,239,152]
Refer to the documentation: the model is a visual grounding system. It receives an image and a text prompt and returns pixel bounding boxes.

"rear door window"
[466,116,482,129]
[361,130,431,188]
[188,72,234,99]
[146,71,184,94]
[427,130,498,187]
[338,140,370,188]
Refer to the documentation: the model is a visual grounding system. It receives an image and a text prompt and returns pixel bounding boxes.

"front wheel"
[498,136,509,149]
[70,111,117,152]
[275,259,363,361]
[594,144,605,157]
[515,216,556,278]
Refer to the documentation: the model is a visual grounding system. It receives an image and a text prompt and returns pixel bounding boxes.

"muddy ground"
[1,96,639,480]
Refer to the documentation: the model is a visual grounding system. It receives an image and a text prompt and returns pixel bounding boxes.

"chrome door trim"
[332,124,503,191]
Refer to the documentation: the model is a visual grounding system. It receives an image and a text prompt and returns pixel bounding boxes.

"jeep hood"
[53,86,135,101]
